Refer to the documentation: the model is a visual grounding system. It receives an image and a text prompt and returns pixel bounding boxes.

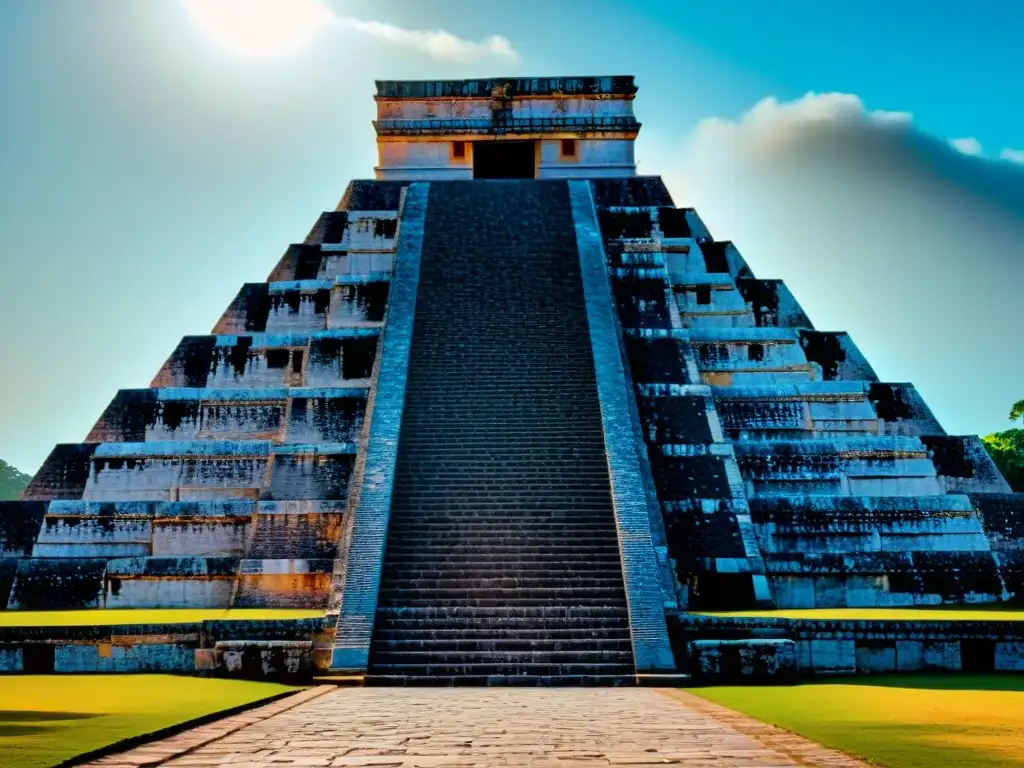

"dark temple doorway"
[473,140,537,179]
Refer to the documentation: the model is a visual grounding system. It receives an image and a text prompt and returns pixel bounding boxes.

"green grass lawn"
[0,675,300,768]
[694,607,1024,621]
[0,608,325,627]
[688,675,1024,768]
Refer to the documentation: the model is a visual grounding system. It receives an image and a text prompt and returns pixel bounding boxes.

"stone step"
[372,627,632,640]
[378,600,626,610]
[371,650,634,666]
[367,662,636,678]
[374,621,632,634]
[383,553,622,565]
[363,674,635,687]
[391,491,615,500]
[387,499,616,511]
[385,509,617,518]
[382,552,621,563]
[372,638,634,652]
[386,520,617,531]
[383,535,619,547]
[378,585,626,602]
[380,567,623,580]
[380,577,626,591]
[384,543,621,552]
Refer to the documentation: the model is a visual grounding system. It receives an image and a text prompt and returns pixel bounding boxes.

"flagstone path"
[81,686,867,768]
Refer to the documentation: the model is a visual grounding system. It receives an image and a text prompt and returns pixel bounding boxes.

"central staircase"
[366,180,636,685]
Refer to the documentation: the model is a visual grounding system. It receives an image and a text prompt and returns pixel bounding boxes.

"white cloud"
[333,17,519,62]
[664,90,1024,438]
[1000,148,1024,164]
[949,137,984,155]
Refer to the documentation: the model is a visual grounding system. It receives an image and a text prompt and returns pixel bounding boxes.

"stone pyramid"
[2,76,1020,683]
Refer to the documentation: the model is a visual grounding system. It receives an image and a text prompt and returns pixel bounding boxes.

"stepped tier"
[214,277,390,335]
[24,441,356,503]
[591,176,1014,615]
[87,388,367,445]
[152,329,380,390]
[0,499,343,609]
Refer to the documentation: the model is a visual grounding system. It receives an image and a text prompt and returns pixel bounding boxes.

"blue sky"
[1,0,1023,473]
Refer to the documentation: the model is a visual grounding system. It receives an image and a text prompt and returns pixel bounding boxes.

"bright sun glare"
[183,0,334,58]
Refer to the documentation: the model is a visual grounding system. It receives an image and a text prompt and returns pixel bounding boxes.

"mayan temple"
[3,76,1022,684]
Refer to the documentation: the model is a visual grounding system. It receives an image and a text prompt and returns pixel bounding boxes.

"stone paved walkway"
[81,687,868,768]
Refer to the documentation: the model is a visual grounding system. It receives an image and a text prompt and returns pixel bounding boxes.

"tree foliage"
[0,459,31,501]
[981,401,1024,492]
[1011,400,1024,423]
[981,429,1024,492]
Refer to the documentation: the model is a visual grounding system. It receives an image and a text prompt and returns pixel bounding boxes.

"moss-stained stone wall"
[4,180,408,614]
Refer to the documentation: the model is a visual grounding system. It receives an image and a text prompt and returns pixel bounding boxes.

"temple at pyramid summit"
[3,76,1024,683]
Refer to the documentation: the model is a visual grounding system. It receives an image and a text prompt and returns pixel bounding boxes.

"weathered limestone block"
[637,392,715,444]
[591,177,674,209]
[89,389,289,444]
[0,560,15,608]
[320,250,395,279]
[673,279,750,329]
[971,493,1024,551]
[234,558,333,608]
[734,278,811,328]
[285,391,366,444]
[713,382,884,439]
[268,244,328,282]
[265,282,332,333]
[870,383,945,436]
[82,442,271,502]
[690,638,797,681]
[21,444,97,501]
[152,330,379,390]
[692,240,751,279]
[53,642,194,673]
[213,283,272,334]
[751,495,991,556]
[152,516,249,556]
[329,279,389,328]
[807,638,856,674]
[995,642,1024,671]
[970,493,1024,598]
[926,436,1012,494]
[895,640,925,670]
[194,647,220,671]
[337,212,398,252]
[762,549,1004,608]
[266,447,355,501]
[245,509,344,560]
[33,515,152,558]
[215,640,313,678]
[0,648,23,672]
[923,641,961,670]
[855,640,897,672]
[798,331,877,382]
[770,575,816,608]
[690,329,813,385]
[735,437,941,497]
[0,502,48,557]
[8,558,106,609]
[103,556,238,609]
